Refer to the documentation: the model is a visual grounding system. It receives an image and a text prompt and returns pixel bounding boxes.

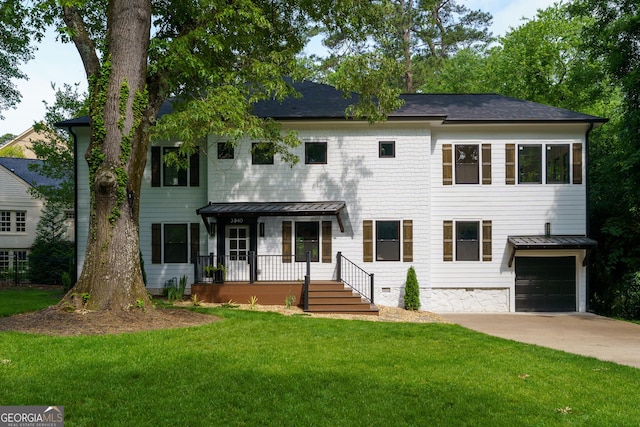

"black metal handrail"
[336,251,374,303]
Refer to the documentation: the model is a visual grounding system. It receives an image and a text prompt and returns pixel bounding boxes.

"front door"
[225,225,250,281]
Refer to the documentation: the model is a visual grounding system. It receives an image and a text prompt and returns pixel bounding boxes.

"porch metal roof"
[507,235,597,267]
[197,201,347,232]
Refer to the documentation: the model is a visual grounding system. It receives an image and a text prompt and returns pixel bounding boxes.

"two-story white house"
[0,157,69,276]
[59,81,605,312]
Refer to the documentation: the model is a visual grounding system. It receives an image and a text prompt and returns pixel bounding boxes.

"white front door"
[225,225,250,281]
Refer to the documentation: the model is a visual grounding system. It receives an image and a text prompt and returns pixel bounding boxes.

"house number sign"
[230,218,244,224]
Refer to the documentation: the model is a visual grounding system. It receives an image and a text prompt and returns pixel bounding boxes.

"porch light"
[259,222,265,237]
[545,222,551,236]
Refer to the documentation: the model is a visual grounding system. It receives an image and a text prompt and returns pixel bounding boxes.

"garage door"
[515,257,576,312]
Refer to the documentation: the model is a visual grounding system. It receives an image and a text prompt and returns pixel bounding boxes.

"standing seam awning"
[507,235,598,267]
[196,201,347,233]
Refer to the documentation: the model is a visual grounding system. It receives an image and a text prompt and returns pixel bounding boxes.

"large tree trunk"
[60,0,154,311]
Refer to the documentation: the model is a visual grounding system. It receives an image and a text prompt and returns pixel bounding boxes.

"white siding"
[74,129,208,291]
[429,125,590,312]
[73,120,593,312]
[207,121,432,304]
[0,165,45,251]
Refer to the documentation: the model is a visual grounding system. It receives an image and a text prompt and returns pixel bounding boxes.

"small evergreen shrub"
[404,266,420,310]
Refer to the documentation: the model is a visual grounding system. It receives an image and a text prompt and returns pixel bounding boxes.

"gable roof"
[0,157,61,188]
[56,80,607,127]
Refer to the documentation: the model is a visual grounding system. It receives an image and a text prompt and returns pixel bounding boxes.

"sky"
[0,0,559,136]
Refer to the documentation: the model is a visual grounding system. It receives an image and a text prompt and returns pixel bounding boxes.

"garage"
[515,256,576,312]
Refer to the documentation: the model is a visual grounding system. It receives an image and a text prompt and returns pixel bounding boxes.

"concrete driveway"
[439,312,640,369]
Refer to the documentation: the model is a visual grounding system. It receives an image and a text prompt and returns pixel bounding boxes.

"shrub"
[404,266,420,311]
[28,239,74,285]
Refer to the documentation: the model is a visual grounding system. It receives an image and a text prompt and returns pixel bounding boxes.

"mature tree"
[0,144,25,157]
[317,0,492,93]
[479,3,611,112]
[0,0,37,116]
[29,83,87,207]
[0,133,16,144]
[570,0,640,317]
[21,0,389,311]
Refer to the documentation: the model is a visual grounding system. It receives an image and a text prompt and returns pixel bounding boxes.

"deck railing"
[194,252,308,283]
[336,252,374,304]
[193,251,373,306]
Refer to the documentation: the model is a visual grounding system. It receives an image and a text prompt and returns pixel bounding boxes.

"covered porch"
[191,251,378,314]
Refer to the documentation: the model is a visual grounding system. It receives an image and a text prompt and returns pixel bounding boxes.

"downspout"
[585,122,594,312]
[66,125,79,283]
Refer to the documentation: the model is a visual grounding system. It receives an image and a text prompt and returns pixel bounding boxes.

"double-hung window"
[455,144,479,184]
[295,222,319,262]
[376,221,401,261]
[0,212,10,232]
[443,144,491,185]
[443,220,492,262]
[151,146,199,187]
[151,223,200,264]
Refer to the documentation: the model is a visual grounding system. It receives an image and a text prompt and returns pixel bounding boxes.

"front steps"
[306,281,379,316]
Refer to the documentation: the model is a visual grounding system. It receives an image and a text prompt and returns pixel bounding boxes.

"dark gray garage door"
[515,257,576,312]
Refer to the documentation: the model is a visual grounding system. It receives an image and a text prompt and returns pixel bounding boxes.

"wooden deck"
[191,280,378,315]
[191,282,304,306]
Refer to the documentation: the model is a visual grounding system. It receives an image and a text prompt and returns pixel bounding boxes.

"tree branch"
[62,6,101,78]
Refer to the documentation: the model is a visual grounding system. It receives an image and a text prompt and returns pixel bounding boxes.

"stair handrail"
[337,252,374,304]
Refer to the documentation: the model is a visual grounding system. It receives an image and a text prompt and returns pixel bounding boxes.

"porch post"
[249,251,256,284]
[304,251,311,311]
[370,273,375,304]
[193,251,199,283]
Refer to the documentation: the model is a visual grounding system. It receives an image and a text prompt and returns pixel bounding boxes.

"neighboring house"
[58,81,606,312]
[0,127,50,159]
[0,157,72,272]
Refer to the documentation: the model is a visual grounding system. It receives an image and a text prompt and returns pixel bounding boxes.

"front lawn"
[0,287,62,317]
[1,290,639,425]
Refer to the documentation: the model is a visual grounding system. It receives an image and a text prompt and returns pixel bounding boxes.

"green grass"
[1,290,640,426]
[0,287,63,316]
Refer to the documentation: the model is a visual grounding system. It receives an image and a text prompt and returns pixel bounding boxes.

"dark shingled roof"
[56,80,607,127]
[0,157,62,188]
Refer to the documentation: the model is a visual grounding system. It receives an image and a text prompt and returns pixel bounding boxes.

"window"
[514,143,575,184]
[0,251,8,271]
[252,142,274,164]
[376,221,400,261]
[455,145,479,184]
[546,144,570,184]
[218,142,234,159]
[443,144,491,185]
[363,220,412,262]
[0,211,26,233]
[295,222,319,262]
[379,141,395,158]
[15,212,25,232]
[305,142,327,164]
[152,223,199,264]
[456,221,479,261]
[163,147,187,186]
[444,220,492,262]
[163,224,188,263]
[518,145,542,183]
[0,212,10,232]
[151,146,199,187]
